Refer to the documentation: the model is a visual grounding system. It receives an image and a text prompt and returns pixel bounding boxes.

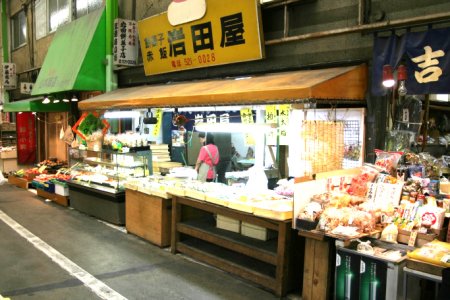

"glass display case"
[68,147,152,193]
[67,147,152,225]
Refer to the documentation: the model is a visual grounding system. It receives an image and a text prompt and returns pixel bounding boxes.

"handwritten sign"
[153,109,163,136]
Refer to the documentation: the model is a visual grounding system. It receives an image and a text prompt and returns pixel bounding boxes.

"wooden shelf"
[177,217,278,265]
[177,239,277,291]
[171,195,298,297]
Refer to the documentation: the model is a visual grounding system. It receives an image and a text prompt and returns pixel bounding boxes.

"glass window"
[76,0,103,18]
[35,0,47,40]
[12,10,27,49]
[49,0,70,32]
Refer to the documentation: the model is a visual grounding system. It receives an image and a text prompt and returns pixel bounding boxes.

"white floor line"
[97,220,127,233]
[0,209,127,300]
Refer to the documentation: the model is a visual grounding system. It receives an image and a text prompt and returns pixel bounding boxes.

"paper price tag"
[240,107,254,124]
[408,230,418,247]
[402,109,409,123]
[441,254,450,264]
[152,108,163,137]
[278,104,290,127]
[38,165,47,173]
[265,105,277,124]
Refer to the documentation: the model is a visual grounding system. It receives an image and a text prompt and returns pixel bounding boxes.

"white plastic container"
[55,184,69,196]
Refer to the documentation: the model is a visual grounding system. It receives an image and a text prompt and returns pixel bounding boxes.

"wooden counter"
[125,189,171,247]
[7,175,29,190]
[170,195,300,297]
[36,188,69,207]
[298,229,334,300]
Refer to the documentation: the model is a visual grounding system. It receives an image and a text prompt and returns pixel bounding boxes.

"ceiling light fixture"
[42,96,51,104]
[53,98,60,103]
[62,98,70,103]
[71,95,78,102]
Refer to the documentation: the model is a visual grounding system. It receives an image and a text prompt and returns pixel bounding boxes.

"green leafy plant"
[78,113,105,136]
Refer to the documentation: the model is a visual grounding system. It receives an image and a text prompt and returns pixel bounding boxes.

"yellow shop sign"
[138,0,264,76]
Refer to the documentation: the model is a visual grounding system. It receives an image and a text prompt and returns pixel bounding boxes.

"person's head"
[198,132,206,145]
[198,132,215,145]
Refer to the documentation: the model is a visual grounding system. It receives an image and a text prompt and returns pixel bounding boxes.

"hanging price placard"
[240,107,254,124]
[265,105,277,124]
[152,109,163,137]
[278,104,290,145]
[240,107,255,145]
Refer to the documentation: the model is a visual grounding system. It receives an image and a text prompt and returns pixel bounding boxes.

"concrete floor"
[0,183,299,300]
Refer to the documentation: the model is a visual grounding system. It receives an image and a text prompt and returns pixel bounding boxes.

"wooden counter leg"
[275,221,291,297]
[302,237,331,300]
[170,196,181,254]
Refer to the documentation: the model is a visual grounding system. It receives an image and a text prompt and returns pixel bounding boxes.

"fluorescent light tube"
[104,111,140,119]
[195,122,273,133]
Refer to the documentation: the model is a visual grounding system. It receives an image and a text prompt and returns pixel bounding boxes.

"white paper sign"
[373,182,403,209]
[2,63,16,90]
[113,19,138,66]
[20,82,34,94]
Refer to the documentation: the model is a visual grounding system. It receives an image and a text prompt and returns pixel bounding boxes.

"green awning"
[3,97,70,112]
[31,8,106,96]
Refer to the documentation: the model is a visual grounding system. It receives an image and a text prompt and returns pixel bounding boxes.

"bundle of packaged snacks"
[407,240,450,267]
[374,149,403,176]
[347,164,380,197]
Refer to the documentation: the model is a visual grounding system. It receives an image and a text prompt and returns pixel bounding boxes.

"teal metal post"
[105,0,118,92]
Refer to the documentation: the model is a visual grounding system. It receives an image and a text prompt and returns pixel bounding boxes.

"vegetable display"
[78,113,105,137]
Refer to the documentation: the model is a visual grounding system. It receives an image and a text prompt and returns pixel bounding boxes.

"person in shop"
[195,132,219,182]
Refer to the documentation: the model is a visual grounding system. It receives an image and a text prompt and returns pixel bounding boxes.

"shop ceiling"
[78,64,367,111]
[3,97,69,113]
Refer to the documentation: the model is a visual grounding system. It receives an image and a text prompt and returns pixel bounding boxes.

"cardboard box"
[397,228,447,247]
[0,150,17,159]
[241,222,277,241]
[1,122,16,131]
[216,214,240,233]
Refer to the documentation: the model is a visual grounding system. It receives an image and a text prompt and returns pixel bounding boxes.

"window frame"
[35,0,47,40]
[34,0,103,40]
[11,10,27,49]
[75,0,103,19]
[48,0,72,33]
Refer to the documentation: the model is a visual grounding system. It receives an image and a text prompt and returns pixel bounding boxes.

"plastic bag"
[245,166,268,192]
[374,149,403,176]
[0,172,6,185]
[63,127,74,145]
[356,239,374,255]
[59,126,65,139]
[380,223,398,243]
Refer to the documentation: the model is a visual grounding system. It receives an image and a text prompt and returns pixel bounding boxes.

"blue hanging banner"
[371,34,406,96]
[405,27,450,94]
[371,27,450,96]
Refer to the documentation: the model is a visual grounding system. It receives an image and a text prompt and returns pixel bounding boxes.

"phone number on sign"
[171,53,217,68]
